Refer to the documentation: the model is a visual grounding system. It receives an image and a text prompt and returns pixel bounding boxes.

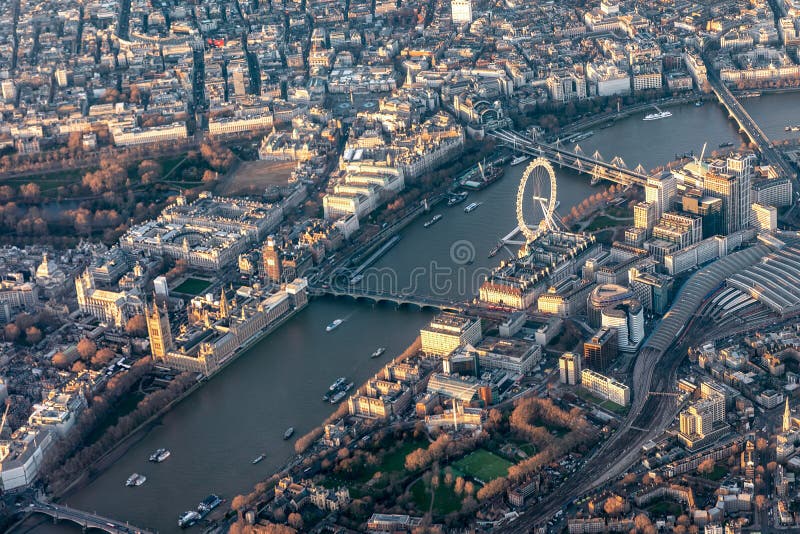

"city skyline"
[0,0,800,533]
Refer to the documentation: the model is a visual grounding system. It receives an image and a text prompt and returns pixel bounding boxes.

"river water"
[18,91,799,534]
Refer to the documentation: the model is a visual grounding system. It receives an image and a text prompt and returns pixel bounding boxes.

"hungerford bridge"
[490,129,650,187]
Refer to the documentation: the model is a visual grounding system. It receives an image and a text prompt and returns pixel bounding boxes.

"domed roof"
[36,253,64,280]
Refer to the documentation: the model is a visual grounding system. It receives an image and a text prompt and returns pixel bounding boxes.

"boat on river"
[126,473,146,487]
[424,214,443,228]
[464,202,481,213]
[178,511,200,528]
[326,319,343,332]
[510,154,530,166]
[149,448,170,462]
[643,105,672,121]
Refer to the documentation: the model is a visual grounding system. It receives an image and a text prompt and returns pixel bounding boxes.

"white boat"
[329,390,347,403]
[447,192,468,206]
[371,347,386,358]
[423,214,443,228]
[149,448,170,462]
[252,454,265,464]
[126,473,146,487]
[329,377,346,391]
[643,106,672,121]
[510,154,530,166]
[178,511,200,528]
[284,427,295,440]
[326,319,343,332]
[464,202,481,213]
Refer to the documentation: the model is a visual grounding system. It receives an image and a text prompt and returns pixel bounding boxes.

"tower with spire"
[219,287,230,319]
[146,297,173,360]
[784,397,792,433]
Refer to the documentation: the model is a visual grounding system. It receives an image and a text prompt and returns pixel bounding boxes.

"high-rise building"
[751,203,777,233]
[629,269,673,315]
[153,276,169,300]
[634,201,656,233]
[600,298,644,352]
[652,212,703,249]
[681,192,723,237]
[704,173,739,234]
[559,352,581,385]
[645,173,677,220]
[420,312,482,357]
[451,0,473,23]
[583,327,618,371]
[587,284,634,327]
[703,154,754,234]
[678,392,727,449]
[261,235,282,283]
[146,300,173,359]
[751,177,792,207]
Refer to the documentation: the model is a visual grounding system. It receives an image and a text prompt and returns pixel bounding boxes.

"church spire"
[783,397,791,433]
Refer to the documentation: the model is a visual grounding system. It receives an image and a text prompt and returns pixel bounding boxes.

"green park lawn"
[410,478,464,516]
[453,449,513,482]
[173,278,212,295]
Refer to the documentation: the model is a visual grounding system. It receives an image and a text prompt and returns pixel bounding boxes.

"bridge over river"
[25,500,153,534]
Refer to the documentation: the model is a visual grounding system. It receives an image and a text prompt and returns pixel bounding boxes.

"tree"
[125,315,148,337]
[755,494,767,510]
[231,494,247,511]
[20,183,40,201]
[52,351,70,368]
[603,496,625,516]
[92,348,115,367]
[0,185,15,201]
[77,338,97,361]
[25,326,42,344]
[67,132,83,151]
[287,513,303,530]
[15,313,35,331]
[634,513,653,532]
[72,361,87,373]
[697,458,715,475]
[3,323,20,342]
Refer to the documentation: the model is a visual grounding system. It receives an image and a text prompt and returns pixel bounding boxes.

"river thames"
[16,91,799,534]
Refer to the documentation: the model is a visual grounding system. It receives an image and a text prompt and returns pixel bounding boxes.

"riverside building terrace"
[479,231,598,310]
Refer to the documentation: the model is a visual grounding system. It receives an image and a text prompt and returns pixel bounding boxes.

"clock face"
[267,259,275,265]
